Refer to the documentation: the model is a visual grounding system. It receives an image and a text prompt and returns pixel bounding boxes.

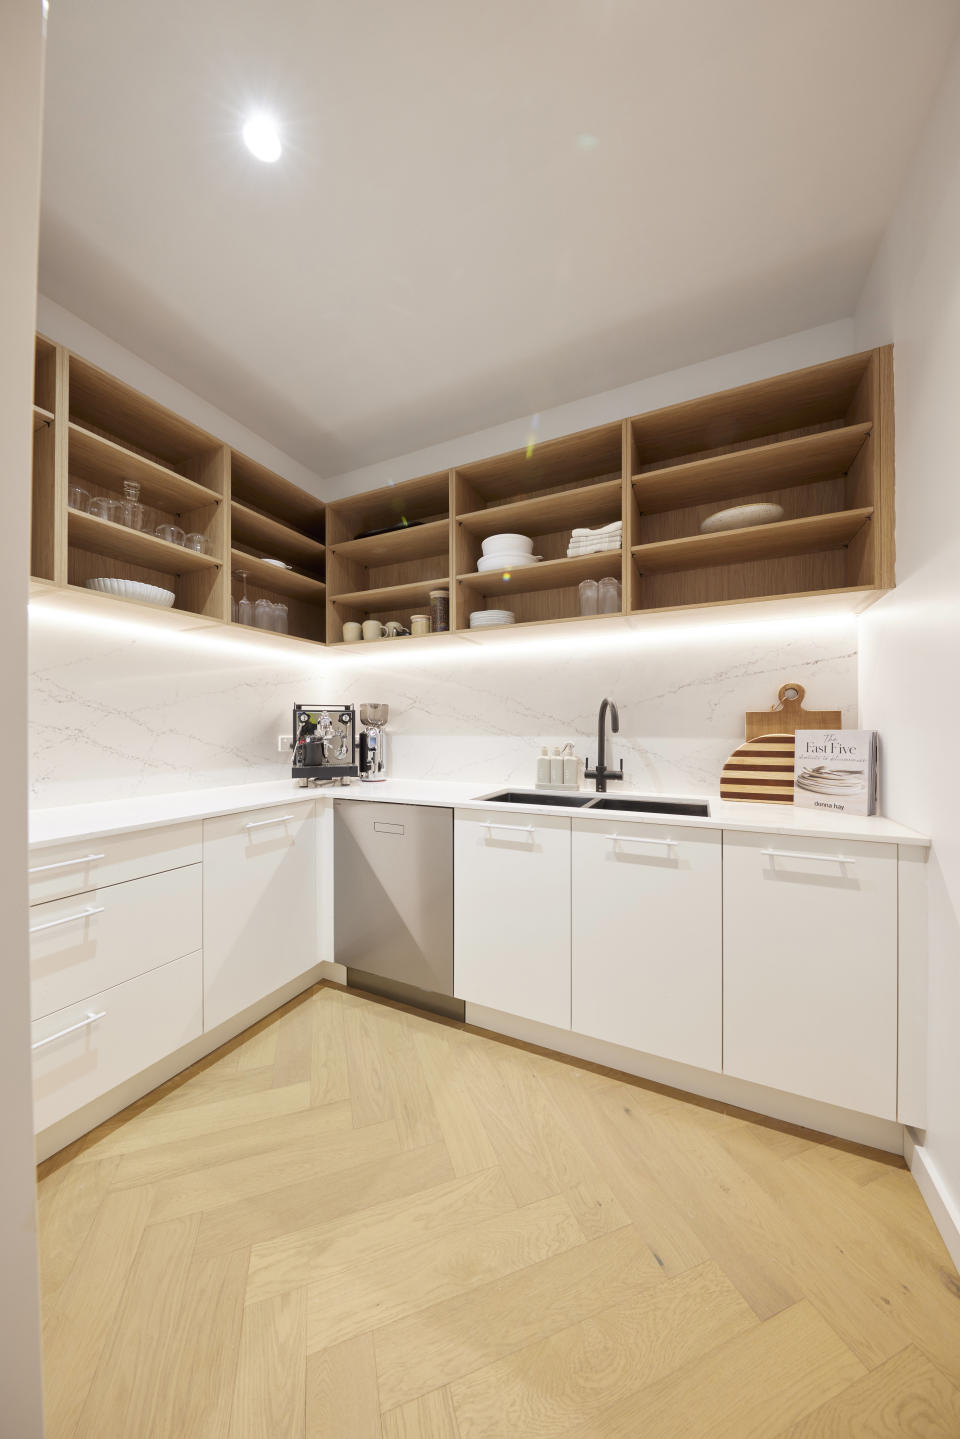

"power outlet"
[277,733,293,753]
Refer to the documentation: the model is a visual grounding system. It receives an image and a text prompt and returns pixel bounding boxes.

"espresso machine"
[358,703,389,782]
[291,703,358,783]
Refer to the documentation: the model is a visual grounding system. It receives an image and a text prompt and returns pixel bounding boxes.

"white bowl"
[481,533,534,556]
[86,578,175,608]
[700,502,785,534]
[476,553,541,573]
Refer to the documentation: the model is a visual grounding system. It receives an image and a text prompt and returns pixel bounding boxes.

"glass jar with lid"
[429,587,449,632]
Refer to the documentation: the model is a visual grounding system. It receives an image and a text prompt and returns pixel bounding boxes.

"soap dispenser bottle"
[536,746,551,784]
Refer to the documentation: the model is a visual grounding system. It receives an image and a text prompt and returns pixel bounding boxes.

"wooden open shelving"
[29,337,895,649]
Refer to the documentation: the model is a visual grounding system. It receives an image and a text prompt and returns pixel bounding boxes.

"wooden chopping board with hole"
[745,683,842,741]
[720,734,795,804]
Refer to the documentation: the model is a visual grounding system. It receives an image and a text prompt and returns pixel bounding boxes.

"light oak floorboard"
[36,986,960,1437]
[229,1289,307,1439]
[383,1389,462,1439]
[306,1335,382,1439]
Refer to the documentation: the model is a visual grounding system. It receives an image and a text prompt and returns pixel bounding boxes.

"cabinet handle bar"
[484,822,535,835]
[606,833,677,846]
[244,814,296,830]
[29,853,104,875]
[32,1010,106,1051]
[29,905,105,934]
[761,848,856,864]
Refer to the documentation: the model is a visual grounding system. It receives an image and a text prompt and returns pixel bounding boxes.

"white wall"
[324,319,855,499]
[36,296,326,499]
[29,603,858,809]
[1,3,47,1434]
[855,34,960,1251]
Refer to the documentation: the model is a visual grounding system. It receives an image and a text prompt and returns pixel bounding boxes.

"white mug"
[342,621,363,643]
[362,619,384,641]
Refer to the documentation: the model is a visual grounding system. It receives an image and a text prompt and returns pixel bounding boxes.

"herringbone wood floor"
[37,983,960,1438]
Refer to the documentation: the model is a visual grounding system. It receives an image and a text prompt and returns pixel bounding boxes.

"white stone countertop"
[29,775,930,848]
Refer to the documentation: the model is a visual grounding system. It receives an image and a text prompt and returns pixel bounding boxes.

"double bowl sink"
[480,790,710,817]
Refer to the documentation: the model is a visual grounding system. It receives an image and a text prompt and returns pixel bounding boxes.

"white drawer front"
[723,830,898,1118]
[29,821,202,906]
[32,950,203,1132]
[30,863,202,1020]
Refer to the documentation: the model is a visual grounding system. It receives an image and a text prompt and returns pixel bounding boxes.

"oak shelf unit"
[29,338,894,649]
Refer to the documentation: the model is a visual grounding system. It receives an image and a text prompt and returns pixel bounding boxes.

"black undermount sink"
[482,790,596,807]
[588,796,710,816]
[480,790,709,817]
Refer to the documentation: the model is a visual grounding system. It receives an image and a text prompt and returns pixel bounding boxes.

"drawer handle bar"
[32,1010,106,1051]
[607,833,677,847]
[761,848,856,864]
[244,814,296,831]
[29,852,104,875]
[29,905,105,934]
[484,822,535,836]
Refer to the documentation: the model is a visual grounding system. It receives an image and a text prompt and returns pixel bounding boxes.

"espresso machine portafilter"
[358,703,389,783]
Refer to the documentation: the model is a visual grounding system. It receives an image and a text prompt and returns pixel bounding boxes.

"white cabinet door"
[203,802,317,1031]
[30,863,202,1019]
[454,808,570,1029]
[572,820,722,1071]
[32,950,203,1132]
[723,830,898,1118]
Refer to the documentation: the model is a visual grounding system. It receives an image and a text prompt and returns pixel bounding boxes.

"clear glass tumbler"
[68,484,90,512]
[598,576,621,614]
[579,578,599,615]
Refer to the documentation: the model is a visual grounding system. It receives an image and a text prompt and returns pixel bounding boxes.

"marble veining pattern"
[29,613,858,808]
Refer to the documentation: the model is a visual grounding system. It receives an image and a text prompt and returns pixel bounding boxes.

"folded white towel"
[566,536,622,556]
[570,521,622,538]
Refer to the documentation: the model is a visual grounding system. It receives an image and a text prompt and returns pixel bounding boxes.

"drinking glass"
[274,603,289,634]
[156,523,186,546]
[234,570,253,626]
[254,598,273,630]
[89,495,122,523]
[68,484,90,512]
[598,576,621,614]
[184,532,211,554]
[578,579,598,615]
[120,479,147,530]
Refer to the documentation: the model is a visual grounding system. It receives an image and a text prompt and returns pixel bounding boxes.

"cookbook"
[793,729,878,816]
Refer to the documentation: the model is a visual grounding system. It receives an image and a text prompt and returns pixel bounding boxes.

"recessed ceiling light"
[242,112,282,163]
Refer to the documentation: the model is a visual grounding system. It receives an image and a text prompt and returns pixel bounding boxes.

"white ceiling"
[40,0,960,478]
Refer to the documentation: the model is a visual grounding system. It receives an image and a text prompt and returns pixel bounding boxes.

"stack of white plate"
[85,578,176,608]
[470,609,516,628]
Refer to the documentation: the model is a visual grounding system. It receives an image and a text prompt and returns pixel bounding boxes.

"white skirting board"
[35,964,324,1163]
[904,1129,960,1273]
[464,1003,905,1154]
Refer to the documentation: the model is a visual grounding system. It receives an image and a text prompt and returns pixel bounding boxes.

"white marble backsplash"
[29,609,858,808]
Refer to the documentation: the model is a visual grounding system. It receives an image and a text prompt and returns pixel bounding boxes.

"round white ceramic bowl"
[481,533,534,556]
[476,553,541,573]
[699,502,785,534]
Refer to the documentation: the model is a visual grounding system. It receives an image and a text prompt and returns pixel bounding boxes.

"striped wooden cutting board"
[720,733,795,803]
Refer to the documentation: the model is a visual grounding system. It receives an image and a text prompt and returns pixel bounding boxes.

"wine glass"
[234,570,253,626]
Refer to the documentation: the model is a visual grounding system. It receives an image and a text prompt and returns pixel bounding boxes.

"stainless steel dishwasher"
[334,800,461,1019]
